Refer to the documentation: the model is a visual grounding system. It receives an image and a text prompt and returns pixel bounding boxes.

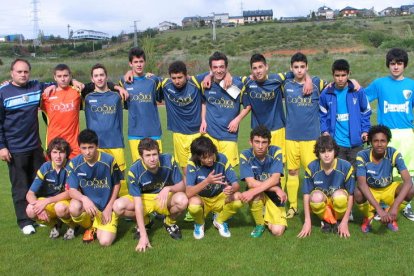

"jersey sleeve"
[302,166,314,194]
[355,152,367,177]
[67,162,80,189]
[29,165,47,193]
[224,162,238,184]
[127,168,142,197]
[365,81,378,102]
[111,160,123,186]
[344,165,355,195]
[185,162,197,186]
[194,72,210,86]
[171,157,183,184]
[239,152,254,180]
[394,151,408,174]
[270,148,284,175]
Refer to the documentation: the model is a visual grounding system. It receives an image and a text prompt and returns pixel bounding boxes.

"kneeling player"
[354,125,414,232]
[186,136,242,239]
[112,138,188,252]
[297,136,354,238]
[67,129,122,246]
[239,126,287,238]
[26,138,75,239]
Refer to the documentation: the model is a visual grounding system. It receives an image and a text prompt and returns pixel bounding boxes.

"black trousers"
[338,145,364,169]
[7,147,45,228]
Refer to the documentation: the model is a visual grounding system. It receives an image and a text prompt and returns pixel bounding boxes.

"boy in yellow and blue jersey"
[120,47,163,162]
[365,48,414,221]
[297,135,354,238]
[354,125,414,233]
[239,126,287,238]
[112,138,188,252]
[186,136,242,239]
[283,52,327,219]
[83,63,127,196]
[68,129,122,246]
[199,52,250,167]
[26,137,75,240]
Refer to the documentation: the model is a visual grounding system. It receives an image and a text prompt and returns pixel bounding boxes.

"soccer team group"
[1,46,414,252]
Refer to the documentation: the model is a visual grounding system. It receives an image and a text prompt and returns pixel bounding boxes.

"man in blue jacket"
[319,59,371,168]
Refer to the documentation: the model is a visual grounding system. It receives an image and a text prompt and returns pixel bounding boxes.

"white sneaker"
[348,211,354,222]
[22,225,36,235]
[213,219,231,238]
[193,223,205,240]
[63,227,76,240]
[49,226,60,239]
[403,204,414,221]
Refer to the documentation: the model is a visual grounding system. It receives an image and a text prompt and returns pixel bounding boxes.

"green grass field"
[1,107,414,275]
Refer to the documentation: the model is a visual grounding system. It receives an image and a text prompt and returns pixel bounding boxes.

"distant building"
[182,16,202,28]
[378,7,399,16]
[340,6,358,17]
[279,16,308,22]
[316,6,334,19]
[72,29,109,40]
[358,8,376,17]
[158,21,178,32]
[243,10,273,23]
[0,34,25,42]
[229,16,244,25]
[401,5,414,15]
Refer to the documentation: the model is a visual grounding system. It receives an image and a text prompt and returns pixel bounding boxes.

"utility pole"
[32,0,41,47]
[67,24,71,39]
[211,13,216,41]
[133,20,140,47]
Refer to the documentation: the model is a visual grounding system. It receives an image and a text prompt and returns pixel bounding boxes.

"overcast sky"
[0,0,411,39]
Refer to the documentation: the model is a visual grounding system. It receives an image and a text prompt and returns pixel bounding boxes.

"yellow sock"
[250,200,265,226]
[216,200,243,223]
[188,204,204,225]
[399,200,409,212]
[356,201,373,219]
[286,174,299,210]
[332,195,348,220]
[164,216,177,226]
[72,212,92,229]
[280,175,286,191]
[60,217,76,228]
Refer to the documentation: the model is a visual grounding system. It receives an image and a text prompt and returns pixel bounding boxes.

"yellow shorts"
[124,193,172,217]
[173,132,201,168]
[389,129,414,177]
[37,198,70,221]
[99,148,126,171]
[200,192,227,217]
[286,140,317,170]
[204,134,239,167]
[264,194,287,226]
[271,128,285,161]
[92,210,118,233]
[129,139,163,163]
[369,182,400,207]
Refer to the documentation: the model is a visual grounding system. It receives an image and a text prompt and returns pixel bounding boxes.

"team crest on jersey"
[403,89,412,100]
[22,95,29,103]
[353,98,357,105]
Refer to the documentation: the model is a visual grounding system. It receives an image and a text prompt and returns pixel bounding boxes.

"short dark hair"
[11,58,31,71]
[138,138,160,156]
[368,125,392,143]
[78,129,99,146]
[128,47,146,62]
[386,48,408,68]
[250,53,267,67]
[291,52,307,65]
[190,136,218,166]
[53,64,71,75]
[331,59,350,74]
[168,61,187,76]
[90,63,107,77]
[314,135,339,159]
[46,137,71,160]
[250,125,271,141]
[209,51,228,68]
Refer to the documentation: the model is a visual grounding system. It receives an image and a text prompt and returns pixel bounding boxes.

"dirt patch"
[263,46,364,57]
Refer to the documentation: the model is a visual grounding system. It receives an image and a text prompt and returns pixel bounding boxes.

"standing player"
[41,64,81,158]
[68,129,122,246]
[354,125,414,232]
[239,126,287,238]
[319,59,371,168]
[112,138,188,252]
[186,136,242,239]
[84,63,127,196]
[0,59,48,234]
[200,51,250,167]
[283,52,326,218]
[365,48,414,221]
[297,136,355,238]
[120,47,163,162]
[26,138,76,239]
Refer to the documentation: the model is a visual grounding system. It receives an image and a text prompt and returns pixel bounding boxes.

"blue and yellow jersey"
[242,73,289,131]
[84,91,124,149]
[160,77,202,135]
[120,76,162,138]
[186,153,238,198]
[201,77,244,141]
[128,153,183,196]
[29,161,69,197]
[366,76,414,129]
[356,147,407,188]
[283,77,325,141]
[67,152,122,211]
[239,145,284,181]
[303,158,355,195]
